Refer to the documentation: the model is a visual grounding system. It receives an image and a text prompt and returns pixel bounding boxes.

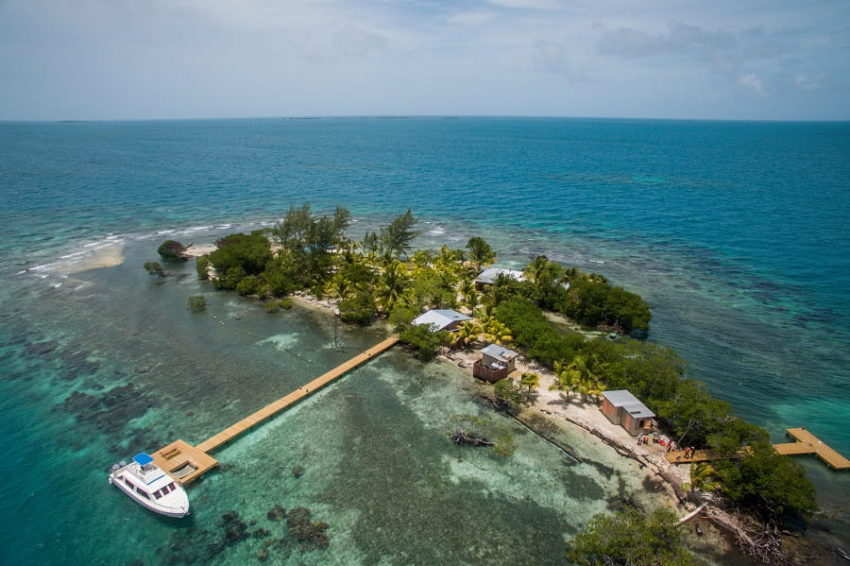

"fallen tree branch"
[452,429,495,447]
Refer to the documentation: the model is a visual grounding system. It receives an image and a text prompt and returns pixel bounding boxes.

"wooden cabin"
[601,390,655,436]
[473,344,520,383]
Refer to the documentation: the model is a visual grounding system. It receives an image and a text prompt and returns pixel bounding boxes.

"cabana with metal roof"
[474,268,526,289]
[600,390,655,436]
[411,309,471,332]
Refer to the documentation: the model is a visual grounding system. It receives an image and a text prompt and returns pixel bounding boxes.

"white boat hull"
[108,458,190,518]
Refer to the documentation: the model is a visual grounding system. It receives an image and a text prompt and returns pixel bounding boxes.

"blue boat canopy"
[133,453,154,466]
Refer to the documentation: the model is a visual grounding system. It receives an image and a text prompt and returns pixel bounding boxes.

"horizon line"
[1,113,849,125]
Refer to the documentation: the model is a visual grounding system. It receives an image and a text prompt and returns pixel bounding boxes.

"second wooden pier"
[151,335,400,484]
[665,427,850,470]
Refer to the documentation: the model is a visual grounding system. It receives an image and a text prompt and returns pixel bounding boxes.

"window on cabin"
[135,487,150,499]
[124,478,133,488]
[153,490,162,499]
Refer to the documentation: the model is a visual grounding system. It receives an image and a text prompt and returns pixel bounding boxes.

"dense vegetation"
[567,507,698,566]
[492,255,651,335]
[157,239,188,262]
[493,296,816,522]
[192,204,816,530]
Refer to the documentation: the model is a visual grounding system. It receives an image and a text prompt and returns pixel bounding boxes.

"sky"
[0,0,848,121]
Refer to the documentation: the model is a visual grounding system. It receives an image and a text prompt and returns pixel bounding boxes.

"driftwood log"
[705,507,790,564]
[452,430,495,447]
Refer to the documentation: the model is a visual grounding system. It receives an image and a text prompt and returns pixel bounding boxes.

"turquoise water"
[1,117,849,563]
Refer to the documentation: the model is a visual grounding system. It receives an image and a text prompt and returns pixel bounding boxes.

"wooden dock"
[665,427,849,470]
[773,427,850,470]
[154,335,400,484]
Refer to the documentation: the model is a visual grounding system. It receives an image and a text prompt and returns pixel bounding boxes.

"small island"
[158,204,817,565]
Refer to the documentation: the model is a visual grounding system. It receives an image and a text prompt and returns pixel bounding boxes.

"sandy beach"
[441,348,693,501]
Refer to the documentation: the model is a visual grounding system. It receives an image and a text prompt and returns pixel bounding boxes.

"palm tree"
[327,273,351,301]
[376,260,408,313]
[454,320,482,349]
[467,237,496,271]
[550,359,580,399]
[479,315,513,345]
[688,462,721,496]
[524,255,561,284]
[459,278,479,310]
[520,372,540,401]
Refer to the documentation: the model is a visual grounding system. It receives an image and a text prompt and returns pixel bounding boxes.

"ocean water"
[1,117,849,564]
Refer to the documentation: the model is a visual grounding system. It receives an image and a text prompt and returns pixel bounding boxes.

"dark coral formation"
[286,507,330,551]
[266,504,286,521]
[158,505,329,563]
[59,383,157,436]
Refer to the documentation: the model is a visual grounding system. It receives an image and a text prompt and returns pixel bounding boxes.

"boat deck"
[666,427,849,470]
[155,335,400,484]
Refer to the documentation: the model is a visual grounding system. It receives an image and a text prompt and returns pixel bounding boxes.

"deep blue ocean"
[1,117,849,564]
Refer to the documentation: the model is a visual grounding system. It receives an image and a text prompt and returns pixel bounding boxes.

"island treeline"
[154,205,815,564]
[190,205,649,334]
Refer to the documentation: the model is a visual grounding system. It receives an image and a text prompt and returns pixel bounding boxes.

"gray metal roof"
[480,344,519,362]
[474,268,526,285]
[602,390,655,418]
[412,309,471,331]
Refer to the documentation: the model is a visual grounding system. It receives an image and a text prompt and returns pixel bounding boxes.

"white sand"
[183,243,217,257]
[441,347,693,504]
[33,242,126,275]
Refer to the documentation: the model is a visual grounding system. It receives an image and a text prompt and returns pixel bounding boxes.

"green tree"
[567,507,698,566]
[187,295,206,312]
[493,378,525,414]
[361,231,380,254]
[519,372,540,400]
[459,278,479,310]
[338,291,377,326]
[157,240,188,262]
[453,320,482,349]
[195,255,210,280]
[399,323,448,361]
[376,260,408,313]
[713,440,817,521]
[209,231,272,289]
[388,304,419,326]
[466,237,496,271]
[235,274,261,296]
[381,209,418,258]
[144,261,166,277]
[688,462,721,495]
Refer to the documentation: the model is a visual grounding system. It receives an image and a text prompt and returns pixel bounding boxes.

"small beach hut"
[601,390,655,436]
[474,268,525,290]
[473,344,520,383]
[412,309,471,332]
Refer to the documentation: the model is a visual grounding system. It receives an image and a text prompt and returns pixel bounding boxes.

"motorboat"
[108,453,190,518]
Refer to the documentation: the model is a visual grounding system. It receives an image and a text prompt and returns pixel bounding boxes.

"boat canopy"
[133,453,154,466]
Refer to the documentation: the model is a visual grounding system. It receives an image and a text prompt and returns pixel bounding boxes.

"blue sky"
[1,0,848,120]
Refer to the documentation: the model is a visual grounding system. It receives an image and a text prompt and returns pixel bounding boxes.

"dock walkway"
[665,427,849,470]
[773,427,850,470]
[152,335,400,484]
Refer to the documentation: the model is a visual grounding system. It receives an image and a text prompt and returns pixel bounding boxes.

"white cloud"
[1,0,848,119]
[597,21,736,59]
[794,73,824,91]
[738,73,767,96]
[447,11,499,26]
[486,0,561,10]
